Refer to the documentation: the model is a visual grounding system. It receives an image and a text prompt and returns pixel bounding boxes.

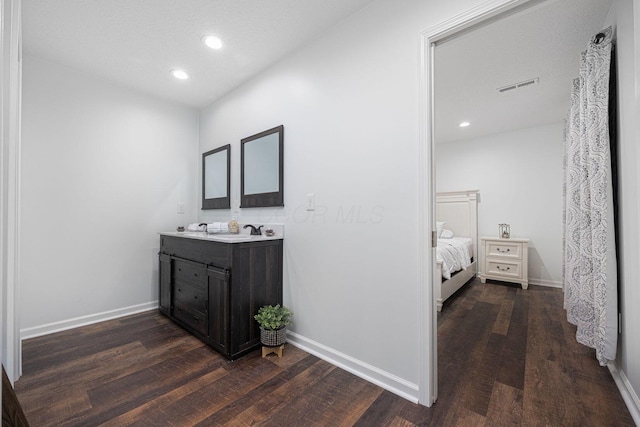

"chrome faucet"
[243,224,263,235]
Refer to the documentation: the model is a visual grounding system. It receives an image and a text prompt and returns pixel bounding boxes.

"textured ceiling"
[435,0,613,144]
[22,0,375,108]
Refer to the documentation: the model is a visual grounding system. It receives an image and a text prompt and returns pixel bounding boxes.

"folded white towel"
[207,222,229,233]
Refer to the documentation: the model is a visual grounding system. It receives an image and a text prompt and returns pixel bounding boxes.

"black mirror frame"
[202,144,231,210]
[240,125,284,208]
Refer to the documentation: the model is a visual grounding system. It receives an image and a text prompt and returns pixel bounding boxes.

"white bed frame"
[435,190,479,312]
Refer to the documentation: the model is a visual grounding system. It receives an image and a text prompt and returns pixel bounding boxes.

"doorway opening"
[419,0,613,406]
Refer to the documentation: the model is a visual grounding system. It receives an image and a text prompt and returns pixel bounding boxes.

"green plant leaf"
[254,304,293,330]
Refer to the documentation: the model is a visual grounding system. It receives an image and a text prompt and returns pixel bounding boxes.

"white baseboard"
[608,362,640,425]
[20,301,159,340]
[528,278,563,288]
[286,331,419,403]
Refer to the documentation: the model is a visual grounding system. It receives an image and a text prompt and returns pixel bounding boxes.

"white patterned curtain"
[563,27,617,366]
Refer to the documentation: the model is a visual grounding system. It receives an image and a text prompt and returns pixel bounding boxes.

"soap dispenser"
[228,218,239,234]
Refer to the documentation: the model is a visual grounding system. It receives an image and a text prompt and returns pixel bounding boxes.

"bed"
[435,190,479,311]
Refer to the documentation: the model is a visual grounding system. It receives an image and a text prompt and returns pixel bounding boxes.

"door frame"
[417,0,541,406]
[1,0,23,384]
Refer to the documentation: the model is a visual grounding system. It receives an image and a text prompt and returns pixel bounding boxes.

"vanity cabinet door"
[230,242,283,356]
[207,267,229,355]
[158,254,171,315]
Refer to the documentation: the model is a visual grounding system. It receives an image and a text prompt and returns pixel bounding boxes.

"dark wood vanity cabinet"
[158,235,283,359]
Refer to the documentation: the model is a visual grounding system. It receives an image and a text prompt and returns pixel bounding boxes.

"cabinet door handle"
[177,287,182,293]
[496,265,511,271]
[497,248,510,253]
[178,267,182,272]
[194,273,199,278]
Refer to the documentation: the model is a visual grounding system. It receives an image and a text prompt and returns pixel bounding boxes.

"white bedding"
[436,237,473,280]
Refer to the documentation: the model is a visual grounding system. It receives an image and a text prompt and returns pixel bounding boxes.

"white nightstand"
[480,237,529,289]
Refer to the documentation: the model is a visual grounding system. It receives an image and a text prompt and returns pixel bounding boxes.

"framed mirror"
[202,144,230,209]
[241,125,284,208]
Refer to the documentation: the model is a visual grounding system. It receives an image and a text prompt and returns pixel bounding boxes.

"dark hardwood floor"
[14,279,634,426]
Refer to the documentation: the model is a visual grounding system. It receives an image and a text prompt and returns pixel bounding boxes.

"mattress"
[436,237,473,280]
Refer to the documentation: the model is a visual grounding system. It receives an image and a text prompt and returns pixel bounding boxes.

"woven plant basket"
[260,327,287,347]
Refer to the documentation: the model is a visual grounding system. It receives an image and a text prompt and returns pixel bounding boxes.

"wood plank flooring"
[14,279,634,426]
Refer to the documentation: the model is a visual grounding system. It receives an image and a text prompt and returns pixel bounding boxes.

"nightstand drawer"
[485,260,522,279]
[486,241,522,260]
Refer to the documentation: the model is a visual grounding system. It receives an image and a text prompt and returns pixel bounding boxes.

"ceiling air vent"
[497,77,539,93]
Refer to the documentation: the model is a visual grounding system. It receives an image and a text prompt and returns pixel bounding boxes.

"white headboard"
[436,190,479,260]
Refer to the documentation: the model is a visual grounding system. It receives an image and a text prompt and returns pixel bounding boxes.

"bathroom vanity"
[158,231,283,359]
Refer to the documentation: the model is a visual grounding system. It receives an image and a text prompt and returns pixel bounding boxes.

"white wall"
[199,0,482,399]
[435,122,565,286]
[20,55,199,334]
[605,0,640,420]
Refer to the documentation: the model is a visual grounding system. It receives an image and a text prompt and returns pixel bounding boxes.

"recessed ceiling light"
[202,35,223,50]
[459,121,471,128]
[171,69,189,80]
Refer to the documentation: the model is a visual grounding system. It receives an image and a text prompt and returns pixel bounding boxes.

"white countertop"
[160,231,283,243]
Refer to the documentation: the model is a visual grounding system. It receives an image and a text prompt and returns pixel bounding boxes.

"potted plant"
[254,304,293,347]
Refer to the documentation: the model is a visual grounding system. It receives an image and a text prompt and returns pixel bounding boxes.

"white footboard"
[436,261,443,312]
[436,261,477,311]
